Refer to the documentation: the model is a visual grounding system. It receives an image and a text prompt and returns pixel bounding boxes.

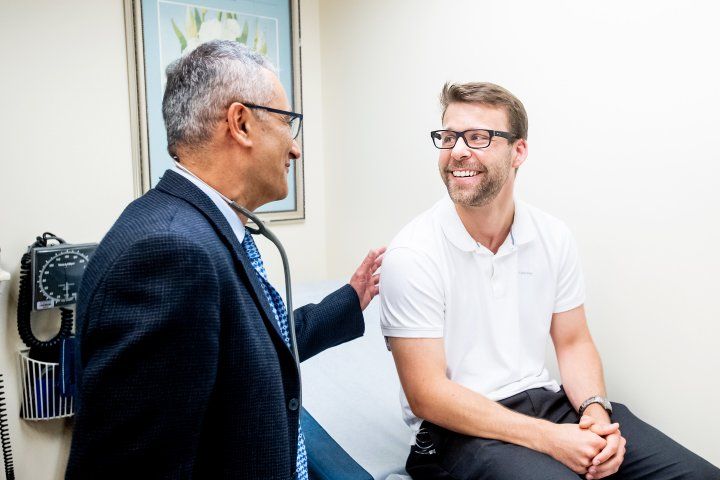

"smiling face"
[439,102,525,207]
[251,70,301,205]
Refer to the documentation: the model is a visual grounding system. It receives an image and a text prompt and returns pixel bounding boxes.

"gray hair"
[162,40,276,156]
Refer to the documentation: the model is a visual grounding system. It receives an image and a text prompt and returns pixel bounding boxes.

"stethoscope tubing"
[173,163,302,409]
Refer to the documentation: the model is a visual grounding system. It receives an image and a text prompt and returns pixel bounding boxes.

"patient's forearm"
[411,378,554,453]
[556,338,608,422]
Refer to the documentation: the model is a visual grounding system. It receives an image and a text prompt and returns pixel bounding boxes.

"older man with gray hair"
[66,40,383,479]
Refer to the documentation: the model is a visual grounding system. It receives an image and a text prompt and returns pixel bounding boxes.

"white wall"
[320,0,720,467]
[0,1,327,478]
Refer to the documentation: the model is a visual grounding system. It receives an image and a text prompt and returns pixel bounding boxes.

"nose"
[450,136,471,162]
[289,139,301,160]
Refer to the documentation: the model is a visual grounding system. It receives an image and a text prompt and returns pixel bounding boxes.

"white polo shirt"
[380,196,585,432]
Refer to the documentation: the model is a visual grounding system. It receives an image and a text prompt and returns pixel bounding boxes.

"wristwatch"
[578,395,613,417]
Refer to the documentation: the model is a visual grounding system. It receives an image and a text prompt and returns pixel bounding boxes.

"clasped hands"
[545,410,626,479]
[579,413,626,479]
[554,413,626,479]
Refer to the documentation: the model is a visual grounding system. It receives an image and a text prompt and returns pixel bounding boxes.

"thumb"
[579,415,594,429]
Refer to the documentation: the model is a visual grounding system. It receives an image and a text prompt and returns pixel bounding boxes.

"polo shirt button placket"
[491,259,506,298]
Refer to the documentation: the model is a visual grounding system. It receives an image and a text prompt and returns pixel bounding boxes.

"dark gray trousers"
[406,387,720,480]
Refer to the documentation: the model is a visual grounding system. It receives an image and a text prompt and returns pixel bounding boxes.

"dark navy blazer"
[66,170,365,479]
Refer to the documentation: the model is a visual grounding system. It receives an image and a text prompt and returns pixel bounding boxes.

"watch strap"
[578,395,613,417]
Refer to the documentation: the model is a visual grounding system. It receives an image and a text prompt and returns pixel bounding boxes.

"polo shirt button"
[288,398,299,411]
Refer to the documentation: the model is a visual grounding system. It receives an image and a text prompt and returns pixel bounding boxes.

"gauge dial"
[37,250,90,303]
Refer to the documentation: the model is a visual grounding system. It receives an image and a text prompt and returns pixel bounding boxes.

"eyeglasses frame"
[430,129,515,149]
[243,103,304,139]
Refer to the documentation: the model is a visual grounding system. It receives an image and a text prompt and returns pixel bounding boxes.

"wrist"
[528,418,555,454]
[578,395,612,419]
[582,403,611,424]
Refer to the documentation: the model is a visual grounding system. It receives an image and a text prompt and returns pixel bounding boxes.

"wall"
[0,0,327,478]
[320,0,720,466]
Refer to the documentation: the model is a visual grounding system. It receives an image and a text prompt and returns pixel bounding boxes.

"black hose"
[17,233,74,361]
[0,374,15,480]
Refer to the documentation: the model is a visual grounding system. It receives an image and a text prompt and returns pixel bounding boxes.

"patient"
[379,82,719,479]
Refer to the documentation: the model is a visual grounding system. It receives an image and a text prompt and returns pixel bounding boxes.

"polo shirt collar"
[436,196,536,253]
[510,200,535,246]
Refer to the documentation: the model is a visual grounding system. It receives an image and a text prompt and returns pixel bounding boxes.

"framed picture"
[124,0,305,221]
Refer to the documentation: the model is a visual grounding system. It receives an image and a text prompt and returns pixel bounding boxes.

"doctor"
[67,40,383,479]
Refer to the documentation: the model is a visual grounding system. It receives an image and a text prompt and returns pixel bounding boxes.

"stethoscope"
[174,162,302,407]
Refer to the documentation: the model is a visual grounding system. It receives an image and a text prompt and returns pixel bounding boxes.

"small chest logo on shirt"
[518,271,533,276]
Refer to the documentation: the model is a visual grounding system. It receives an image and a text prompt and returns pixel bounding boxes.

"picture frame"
[124,0,305,221]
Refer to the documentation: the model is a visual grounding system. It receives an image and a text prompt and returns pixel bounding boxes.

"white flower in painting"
[182,37,201,56]
[221,18,241,40]
[198,18,223,43]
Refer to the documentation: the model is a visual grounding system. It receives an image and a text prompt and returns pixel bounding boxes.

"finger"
[372,251,386,270]
[592,433,620,465]
[590,450,624,479]
[579,415,594,429]
[360,250,377,269]
[371,258,383,274]
[372,273,380,284]
[364,247,387,271]
[367,247,385,260]
[589,422,620,437]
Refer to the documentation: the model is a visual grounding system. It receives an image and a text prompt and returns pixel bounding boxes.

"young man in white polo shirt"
[379,82,719,480]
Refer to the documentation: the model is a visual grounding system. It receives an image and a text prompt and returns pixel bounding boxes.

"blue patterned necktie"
[241,233,308,480]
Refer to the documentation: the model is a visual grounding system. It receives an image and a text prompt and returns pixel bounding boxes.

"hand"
[544,423,608,475]
[349,247,386,310]
[579,415,627,479]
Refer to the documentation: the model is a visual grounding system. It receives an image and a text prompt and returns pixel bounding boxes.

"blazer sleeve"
[293,283,364,362]
[67,233,221,478]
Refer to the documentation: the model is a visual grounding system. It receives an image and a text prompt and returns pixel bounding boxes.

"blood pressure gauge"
[31,243,97,310]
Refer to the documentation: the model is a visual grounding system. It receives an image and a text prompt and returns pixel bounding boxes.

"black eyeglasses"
[430,129,514,149]
[244,103,303,139]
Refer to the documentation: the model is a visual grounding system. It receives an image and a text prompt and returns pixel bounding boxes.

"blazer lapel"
[155,170,289,348]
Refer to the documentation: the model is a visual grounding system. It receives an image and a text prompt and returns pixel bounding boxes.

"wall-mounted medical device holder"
[15,233,97,421]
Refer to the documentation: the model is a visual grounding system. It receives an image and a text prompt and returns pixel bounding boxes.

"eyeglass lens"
[433,130,492,149]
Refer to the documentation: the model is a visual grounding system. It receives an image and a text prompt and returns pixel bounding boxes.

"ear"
[511,138,528,169]
[226,102,253,148]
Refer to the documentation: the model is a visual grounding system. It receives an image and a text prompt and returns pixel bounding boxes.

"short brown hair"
[440,82,528,141]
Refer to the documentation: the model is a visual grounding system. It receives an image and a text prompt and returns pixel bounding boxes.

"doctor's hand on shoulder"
[349,247,386,310]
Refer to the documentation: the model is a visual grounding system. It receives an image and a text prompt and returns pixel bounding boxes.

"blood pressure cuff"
[59,336,76,398]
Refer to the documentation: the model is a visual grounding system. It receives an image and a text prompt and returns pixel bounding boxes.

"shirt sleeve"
[554,227,586,313]
[380,247,445,338]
